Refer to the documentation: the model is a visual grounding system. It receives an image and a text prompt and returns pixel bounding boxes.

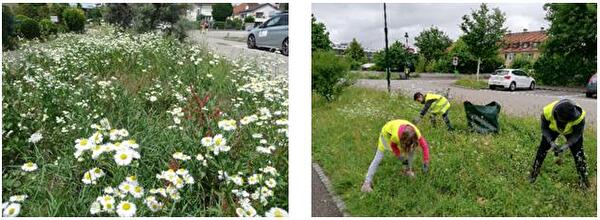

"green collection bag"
[463,101,501,133]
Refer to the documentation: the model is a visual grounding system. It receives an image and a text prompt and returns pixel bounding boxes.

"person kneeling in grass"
[529,99,589,188]
[361,119,430,193]
[413,92,454,131]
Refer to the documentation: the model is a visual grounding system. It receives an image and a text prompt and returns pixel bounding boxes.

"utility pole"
[383,3,391,93]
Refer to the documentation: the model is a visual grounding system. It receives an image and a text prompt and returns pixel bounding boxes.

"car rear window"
[494,70,509,75]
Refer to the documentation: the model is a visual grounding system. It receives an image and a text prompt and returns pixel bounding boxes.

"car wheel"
[489,85,495,90]
[529,81,535,90]
[509,82,516,91]
[281,38,288,56]
[586,92,593,98]
[247,35,256,49]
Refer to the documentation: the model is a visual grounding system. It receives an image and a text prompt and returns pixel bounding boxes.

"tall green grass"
[312,87,596,216]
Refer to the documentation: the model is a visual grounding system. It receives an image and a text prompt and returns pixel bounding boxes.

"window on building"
[512,43,519,49]
[522,42,529,48]
[508,53,514,61]
[256,12,264,18]
[533,42,539,48]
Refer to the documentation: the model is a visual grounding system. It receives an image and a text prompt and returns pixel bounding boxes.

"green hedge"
[62,8,85,33]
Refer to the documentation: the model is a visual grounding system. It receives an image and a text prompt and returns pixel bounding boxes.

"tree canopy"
[311,14,332,51]
[373,41,417,71]
[344,38,366,63]
[414,26,452,63]
[212,3,233,22]
[460,3,507,76]
[533,3,597,86]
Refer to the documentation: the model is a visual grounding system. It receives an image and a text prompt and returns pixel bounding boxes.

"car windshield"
[494,70,509,75]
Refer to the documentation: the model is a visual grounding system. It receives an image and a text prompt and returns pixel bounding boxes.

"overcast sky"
[312,3,549,51]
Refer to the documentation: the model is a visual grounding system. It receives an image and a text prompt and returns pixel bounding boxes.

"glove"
[556,144,569,155]
[422,163,429,173]
[361,181,373,193]
[550,142,559,155]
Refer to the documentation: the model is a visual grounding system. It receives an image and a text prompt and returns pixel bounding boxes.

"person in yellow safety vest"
[529,99,589,188]
[413,92,454,130]
[361,119,430,193]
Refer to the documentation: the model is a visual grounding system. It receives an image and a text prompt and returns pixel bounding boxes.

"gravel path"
[312,164,345,217]
[356,78,596,126]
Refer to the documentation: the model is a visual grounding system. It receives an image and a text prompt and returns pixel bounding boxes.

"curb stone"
[312,163,351,217]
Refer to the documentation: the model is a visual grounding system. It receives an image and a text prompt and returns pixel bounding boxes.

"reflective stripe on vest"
[542,101,586,135]
[425,93,450,114]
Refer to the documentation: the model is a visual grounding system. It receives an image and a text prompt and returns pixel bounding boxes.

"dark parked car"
[586,73,596,98]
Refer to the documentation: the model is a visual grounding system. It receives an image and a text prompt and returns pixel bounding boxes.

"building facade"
[232,3,281,24]
[186,3,213,22]
[500,28,547,67]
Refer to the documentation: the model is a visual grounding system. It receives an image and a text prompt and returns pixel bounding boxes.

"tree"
[414,26,452,64]
[244,15,255,23]
[3,5,17,50]
[212,3,232,22]
[373,41,417,71]
[62,8,85,33]
[460,3,507,80]
[312,50,352,101]
[105,3,134,29]
[533,3,596,86]
[13,3,49,21]
[311,14,331,51]
[344,38,366,63]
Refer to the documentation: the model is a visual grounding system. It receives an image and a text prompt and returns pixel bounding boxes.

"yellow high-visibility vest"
[543,101,586,135]
[378,120,422,152]
[425,93,450,115]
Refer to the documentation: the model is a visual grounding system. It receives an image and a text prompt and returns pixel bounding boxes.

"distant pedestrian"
[529,99,589,188]
[413,92,454,130]
[361,119,430,193]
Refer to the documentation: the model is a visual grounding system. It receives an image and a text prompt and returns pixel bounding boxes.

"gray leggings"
[365,138,414,183]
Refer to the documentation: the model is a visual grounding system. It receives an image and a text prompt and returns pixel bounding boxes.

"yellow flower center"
[81,139,88,145]
[130,176,137,181]
[25,162,33,167]
[84,173,91,179]
[106,203,112,209]
[120,154,128,160]
[8,208,15,215]
[274,210,283,217]
[134,186,142,193]
[124,185,130,191]
[123,203,131,211]
[94,168,101,174]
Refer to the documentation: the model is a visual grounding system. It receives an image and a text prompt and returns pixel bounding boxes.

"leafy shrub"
[213,21,225,29]
[510,53,534,70]
[62,8,85,33]
[3,6,17,50]
[19,17,41,40]
[312,50,353,101]
[225,17,243,30]
[39,19,58,38]
[415,55,427,73]
[244,15,255,23]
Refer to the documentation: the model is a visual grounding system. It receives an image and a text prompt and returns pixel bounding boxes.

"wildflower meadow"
[312,88,596,216]
[2,24,288,217]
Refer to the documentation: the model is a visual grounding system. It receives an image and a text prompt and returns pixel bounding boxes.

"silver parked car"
[488,69,536,91]
[247,13,288,56]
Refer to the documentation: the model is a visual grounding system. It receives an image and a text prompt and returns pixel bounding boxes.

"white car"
[488,69,535,91]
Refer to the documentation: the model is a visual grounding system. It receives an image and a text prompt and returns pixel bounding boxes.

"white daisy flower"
[114,150,133,166]
[90,201,102,215]
[230,175,244,186]
[265,207,288,217]
[119,182,133,194]
[28,131,43,143]
[116,201,136,217]
[131,185,144,198]
[21,162,38,172]
[3,203,21,217]
[248,174,260,185]
[213,134,226,147]
[235,206,257,217]
[9,195,27,203]
[200,137,213,147]
[265,178,277,188]
[172,152,191,161]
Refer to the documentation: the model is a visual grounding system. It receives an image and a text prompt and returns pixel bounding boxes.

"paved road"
[356,78,597,126]
[311,167,343,217]
[187,30,288,75]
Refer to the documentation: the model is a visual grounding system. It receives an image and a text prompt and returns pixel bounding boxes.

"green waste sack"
[463,101,501,133]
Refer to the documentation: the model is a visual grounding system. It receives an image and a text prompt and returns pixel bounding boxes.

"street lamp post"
[404,32,409,46]
[383,3,391,93]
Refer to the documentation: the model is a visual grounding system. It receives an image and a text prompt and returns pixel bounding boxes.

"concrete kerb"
[312,163,351,217]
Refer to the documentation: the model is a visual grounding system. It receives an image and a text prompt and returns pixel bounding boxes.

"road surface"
[187,30,288,75]
[356,77,596,126]
[311,166,343,217]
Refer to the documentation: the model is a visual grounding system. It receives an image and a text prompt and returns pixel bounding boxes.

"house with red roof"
[501,28,547,66]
